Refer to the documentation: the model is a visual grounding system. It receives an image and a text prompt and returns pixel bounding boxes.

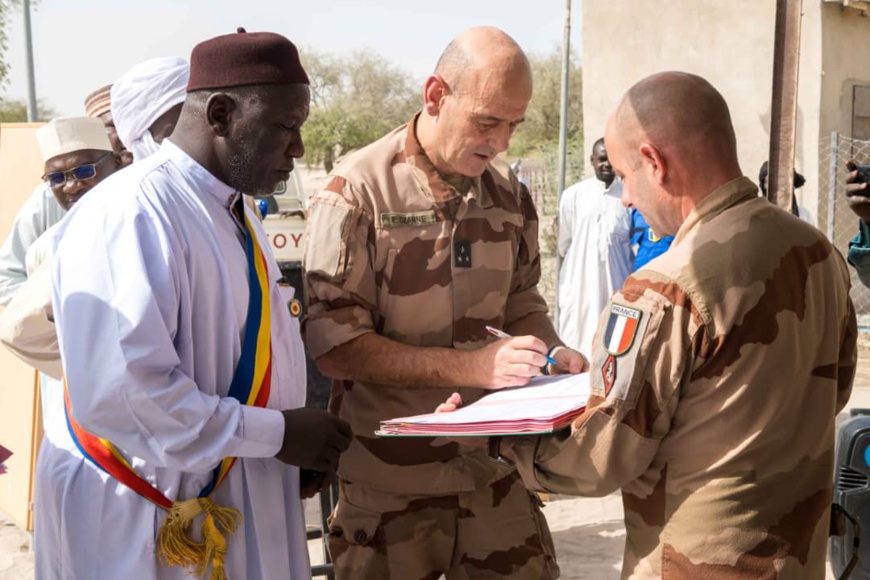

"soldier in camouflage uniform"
[486,72,858,579]
[303,27,588,579]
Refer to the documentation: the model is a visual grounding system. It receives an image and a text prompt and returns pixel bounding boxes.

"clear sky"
[2,0,582,117]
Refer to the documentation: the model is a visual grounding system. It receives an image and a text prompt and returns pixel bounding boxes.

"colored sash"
[63,208,273,579]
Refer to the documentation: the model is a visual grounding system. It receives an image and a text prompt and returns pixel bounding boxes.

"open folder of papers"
[377,373,590,437]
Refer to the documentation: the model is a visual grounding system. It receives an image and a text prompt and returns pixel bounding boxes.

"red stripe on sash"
[64,388,173,510]
[63,207,273,511]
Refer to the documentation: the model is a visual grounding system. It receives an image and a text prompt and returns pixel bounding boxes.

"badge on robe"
[289,299,302,318]
[602,303,642,356]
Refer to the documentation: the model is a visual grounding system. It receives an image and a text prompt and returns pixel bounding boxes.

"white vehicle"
[257,170,332,410]
[261,169,307,264]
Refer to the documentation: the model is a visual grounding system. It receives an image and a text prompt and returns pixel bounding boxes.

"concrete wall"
[820,4,870,142]
[796,0,824,223]
[581,0,824,222]
[0,123,46,532]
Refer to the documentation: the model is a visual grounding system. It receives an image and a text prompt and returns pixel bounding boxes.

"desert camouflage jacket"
[506,176,857,578]
[303,115,548,494]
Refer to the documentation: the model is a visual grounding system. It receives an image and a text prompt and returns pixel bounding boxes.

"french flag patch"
[603,303,642,356]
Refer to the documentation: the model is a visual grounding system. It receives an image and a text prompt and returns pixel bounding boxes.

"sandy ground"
[3,350,870,579]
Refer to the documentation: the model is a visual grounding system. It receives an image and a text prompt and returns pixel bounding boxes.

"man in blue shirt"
[630,208,674,271]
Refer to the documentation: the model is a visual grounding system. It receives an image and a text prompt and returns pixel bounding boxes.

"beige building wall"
[814,4,870,237]
[581,0,827,223]
[820,4,870,142]
[0,123,46,532]
[796,0,823,223]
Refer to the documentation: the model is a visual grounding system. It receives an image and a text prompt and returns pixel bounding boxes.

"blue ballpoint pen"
[484,325,557,365]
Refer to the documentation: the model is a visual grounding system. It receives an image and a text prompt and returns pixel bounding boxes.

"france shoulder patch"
[602,303,643,356]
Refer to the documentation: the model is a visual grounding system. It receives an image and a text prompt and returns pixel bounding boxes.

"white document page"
[378,373,590,436]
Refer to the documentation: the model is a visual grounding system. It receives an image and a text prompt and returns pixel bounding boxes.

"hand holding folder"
[377,373,591,437]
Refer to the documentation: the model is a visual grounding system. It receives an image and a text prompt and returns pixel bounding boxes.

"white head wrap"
[36,116,112,163]
[110,56,189,161]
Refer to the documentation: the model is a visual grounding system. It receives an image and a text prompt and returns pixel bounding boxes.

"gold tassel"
[156,497,242,579]
[196,498,242,580]
[157,498,205,569]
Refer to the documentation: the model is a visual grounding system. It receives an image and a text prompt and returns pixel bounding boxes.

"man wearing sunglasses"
[0,116,119,380]
[24,117,122,263]
[41,144,120,212]
[0,90,125,305]
[0,118,122,567]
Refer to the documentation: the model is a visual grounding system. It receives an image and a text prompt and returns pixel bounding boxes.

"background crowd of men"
[0,21,866,580]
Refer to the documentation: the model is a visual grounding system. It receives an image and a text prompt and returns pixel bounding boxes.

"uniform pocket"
[327,498,388,578]
[328,498,383,547]
[305,203,360,281]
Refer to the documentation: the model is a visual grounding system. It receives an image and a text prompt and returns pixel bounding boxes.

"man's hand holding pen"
[470,326,589,390]
[547,345,590,375]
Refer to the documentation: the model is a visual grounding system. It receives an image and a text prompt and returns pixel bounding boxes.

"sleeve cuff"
[501,435,549,493]
[236,406,285,458]
[848,220,870,269]
[304,306,375,359]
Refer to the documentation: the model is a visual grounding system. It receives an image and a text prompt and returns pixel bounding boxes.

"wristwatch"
[542,345,567,375]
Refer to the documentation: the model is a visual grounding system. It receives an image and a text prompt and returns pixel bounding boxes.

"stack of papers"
[377,373,590,437]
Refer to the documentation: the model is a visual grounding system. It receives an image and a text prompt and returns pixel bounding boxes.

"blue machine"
[830,409,868,579]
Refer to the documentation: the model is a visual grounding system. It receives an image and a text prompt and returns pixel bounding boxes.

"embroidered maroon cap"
[187,27,309,92]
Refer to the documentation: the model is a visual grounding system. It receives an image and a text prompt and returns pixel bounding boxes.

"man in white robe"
[0,120,123,548]
[111,56,189,162]
[0,116,121,377]
[557,138,633,355]
[0,184,63,304]
[46,29,351,580]
[0,85,128,304]
[112,56,261,221]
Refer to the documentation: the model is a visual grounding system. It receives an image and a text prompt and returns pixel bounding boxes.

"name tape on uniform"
[380,211,438,228]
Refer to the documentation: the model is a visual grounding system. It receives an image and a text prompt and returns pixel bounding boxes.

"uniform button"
[354,529,368,544]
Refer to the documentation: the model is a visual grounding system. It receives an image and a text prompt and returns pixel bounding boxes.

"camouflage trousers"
[327,471,559,579]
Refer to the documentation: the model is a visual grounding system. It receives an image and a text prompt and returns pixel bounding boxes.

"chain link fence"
[514,151,586,315]
[818,133,870,326]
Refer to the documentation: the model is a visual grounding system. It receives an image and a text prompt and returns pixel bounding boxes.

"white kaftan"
[45,140,309,579]
[557,177,633,356]
[0,184,64,305]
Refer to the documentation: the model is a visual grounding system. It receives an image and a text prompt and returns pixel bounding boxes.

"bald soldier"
[448,72,856,578]
[304,27,587,578]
